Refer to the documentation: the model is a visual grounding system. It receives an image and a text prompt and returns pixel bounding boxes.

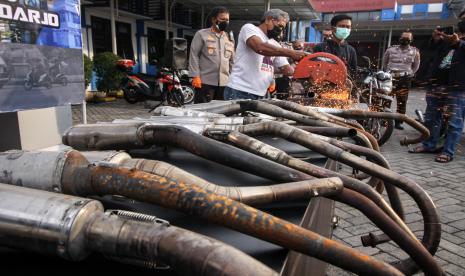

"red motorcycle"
[117,59,186,106]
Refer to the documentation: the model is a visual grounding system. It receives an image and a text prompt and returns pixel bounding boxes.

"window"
[369,11,381,21]
[91,16,112,55]
[322,14,334,22]
[91,17,134,59]
[402,5,413,14]
[147,28,173,63]
[116,22,134,60]
[358,12,369,21]
[428,3,443,13]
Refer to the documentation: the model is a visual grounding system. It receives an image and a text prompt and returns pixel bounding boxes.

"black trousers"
[392,76,412,115]
[194,84,225,103]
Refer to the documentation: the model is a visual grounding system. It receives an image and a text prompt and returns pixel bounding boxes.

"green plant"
[92,52,123,92]
[83,54,93,88]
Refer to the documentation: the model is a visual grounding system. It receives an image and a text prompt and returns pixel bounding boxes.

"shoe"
[395,122,404,130]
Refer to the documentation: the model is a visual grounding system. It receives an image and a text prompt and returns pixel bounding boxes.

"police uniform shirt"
[188,28,235,87]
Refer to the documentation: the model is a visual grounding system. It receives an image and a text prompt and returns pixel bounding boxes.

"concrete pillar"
[265,0,271,11]
[110,0,117,55]
[287,22,291,41]
[296,19,300,40]
[387,26,392,48]
[165,0,170,39]
[201,5,205,28]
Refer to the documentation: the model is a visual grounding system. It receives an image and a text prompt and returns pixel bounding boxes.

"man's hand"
[192,77,202,89]
[289,50,305,62]
[267,83,276,93]
[438,32,460,45]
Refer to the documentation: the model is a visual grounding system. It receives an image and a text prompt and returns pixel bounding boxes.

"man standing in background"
[313,14,357,77]
[383,30,420,130]
[189,6,234,103]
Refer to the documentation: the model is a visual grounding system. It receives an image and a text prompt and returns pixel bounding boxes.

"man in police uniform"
[383,30,421,129]
[188,6,234,103]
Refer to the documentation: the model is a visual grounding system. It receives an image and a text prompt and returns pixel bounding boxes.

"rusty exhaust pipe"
[234,121,440,275]
[0,184,276,276]
[295,126,357,138]
[261,99,362,128]
[63,123,313,183]
[79,152,343,206]
[307,133,404,221]
[303,109,430,146]
[63,124,392,221]
[226,100,380,151]
[88,152,395,247]
[118,158,343,206]
[205,130,409,237]
[205,131,441,276]
[0,151,402,276]
[296,125,382,188]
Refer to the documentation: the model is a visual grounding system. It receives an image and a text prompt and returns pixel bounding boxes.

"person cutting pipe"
[224,9,305,100]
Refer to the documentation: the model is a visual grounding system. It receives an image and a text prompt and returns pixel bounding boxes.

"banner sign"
[0,0,84,113]
[309,0,396,12]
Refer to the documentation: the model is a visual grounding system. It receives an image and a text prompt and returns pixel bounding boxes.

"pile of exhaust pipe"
[0,99,440,275]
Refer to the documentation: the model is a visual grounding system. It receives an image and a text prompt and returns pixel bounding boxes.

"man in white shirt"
[224,9,305,100]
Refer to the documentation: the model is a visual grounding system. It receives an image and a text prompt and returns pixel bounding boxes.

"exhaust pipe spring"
[108,210,170,226]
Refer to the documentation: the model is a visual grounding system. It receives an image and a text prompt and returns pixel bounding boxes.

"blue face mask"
[335,27,351,40]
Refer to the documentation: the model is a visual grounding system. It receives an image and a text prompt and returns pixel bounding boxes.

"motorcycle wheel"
[167,88,185,107]
[123,87,139,104]
[180,85,195,104]
[360,115,394,146]
[24,80,33,91]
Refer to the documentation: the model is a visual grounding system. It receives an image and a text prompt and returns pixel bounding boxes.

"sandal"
[435,153,453,163]
[408,145,436,154]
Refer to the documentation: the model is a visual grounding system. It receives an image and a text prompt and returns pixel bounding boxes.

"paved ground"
[328,90,465,276]
[72,91,465,275]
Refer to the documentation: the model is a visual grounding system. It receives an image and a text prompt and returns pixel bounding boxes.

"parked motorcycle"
[24,61,52,91]
[355,56,395,145]
[178,69,195,104]
[118,59,192,107]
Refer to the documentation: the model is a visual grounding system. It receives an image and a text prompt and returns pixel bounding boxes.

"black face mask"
[399,38,411,46]
[267,25,284,40]
[458,20,465,34]
[216,21,229,32]
[275,32,285,42]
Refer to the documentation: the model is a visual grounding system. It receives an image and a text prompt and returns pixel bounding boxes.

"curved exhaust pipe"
[205,129,407,233]
[62,123,312,183]
[296,125,382,189]
[0,184,275,276]
[95,154,392,247]
[225,100,380,151]
[0,151,402,276]
[302,108,430,146]
[234,121,440,275]
[205,131,441,276]
[63,124,403,246]
[119,158,343,206]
